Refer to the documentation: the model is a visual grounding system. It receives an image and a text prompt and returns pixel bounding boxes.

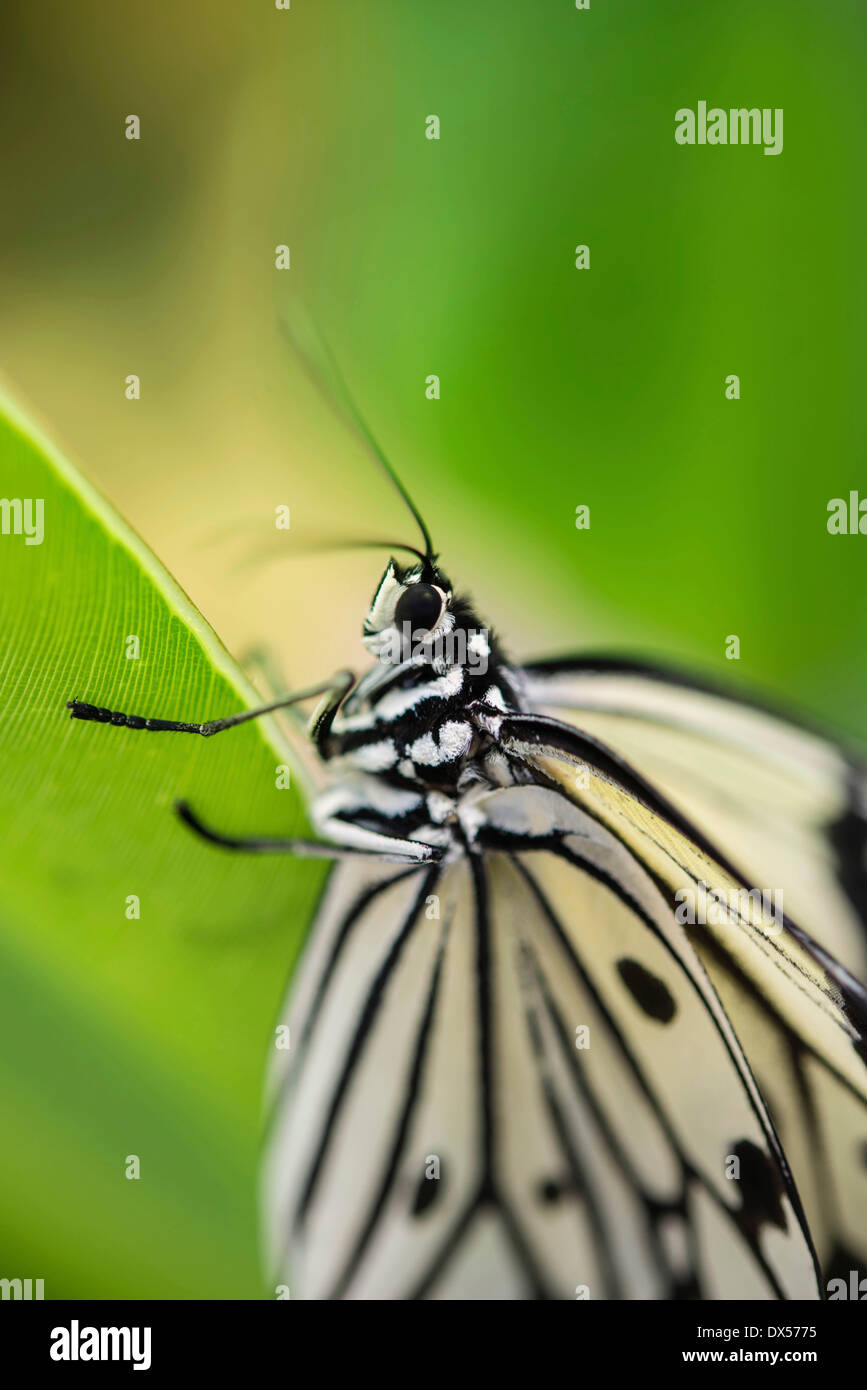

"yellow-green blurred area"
[2,0,866,723]
[1,0,866,1297]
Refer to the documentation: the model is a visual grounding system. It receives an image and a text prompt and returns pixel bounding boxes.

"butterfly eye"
[394,583,443,634]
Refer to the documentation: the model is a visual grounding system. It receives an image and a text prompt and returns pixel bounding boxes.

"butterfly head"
[360,555,497,684]
[362,558,454,662]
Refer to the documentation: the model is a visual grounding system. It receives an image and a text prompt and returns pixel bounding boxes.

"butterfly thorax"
[310,558,528,857]
[332,650,524,787]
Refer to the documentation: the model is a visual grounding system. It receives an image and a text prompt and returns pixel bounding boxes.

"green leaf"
[0,396,326,1298]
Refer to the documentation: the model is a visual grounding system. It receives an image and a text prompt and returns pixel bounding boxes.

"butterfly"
[67,354,867,1301]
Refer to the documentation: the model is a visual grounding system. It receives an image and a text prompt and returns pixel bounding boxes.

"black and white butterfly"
[67,349,867,1300]
[69,536,867,1301]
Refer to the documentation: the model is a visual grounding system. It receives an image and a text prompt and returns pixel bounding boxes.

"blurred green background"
[0,0,865,1297]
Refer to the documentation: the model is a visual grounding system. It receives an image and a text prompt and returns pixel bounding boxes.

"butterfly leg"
[311,774,449,862]
[175,799,440,864]
[66,670,355,738]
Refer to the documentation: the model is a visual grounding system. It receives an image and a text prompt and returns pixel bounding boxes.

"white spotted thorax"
[310,557,526,862]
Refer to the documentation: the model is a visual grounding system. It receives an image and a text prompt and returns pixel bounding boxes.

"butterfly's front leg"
[174,799,438,864]
[66,670,355,738]
[177,762,444,862]
[309,775,447,863]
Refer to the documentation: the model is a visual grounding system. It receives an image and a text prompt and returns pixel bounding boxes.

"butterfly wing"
[483,698,867,1288]
[523,656,867,979]
[264,776,827,1298]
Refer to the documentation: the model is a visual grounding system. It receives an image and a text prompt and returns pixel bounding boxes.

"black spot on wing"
[731,1139,787,1233]
[535,1174,579,1205]
[616,958,677,1023]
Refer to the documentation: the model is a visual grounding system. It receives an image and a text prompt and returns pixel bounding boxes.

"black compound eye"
[394,583,443,634]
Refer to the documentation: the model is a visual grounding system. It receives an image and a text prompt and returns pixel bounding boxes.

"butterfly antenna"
[230,534,430,578]
[277,306,436,563]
